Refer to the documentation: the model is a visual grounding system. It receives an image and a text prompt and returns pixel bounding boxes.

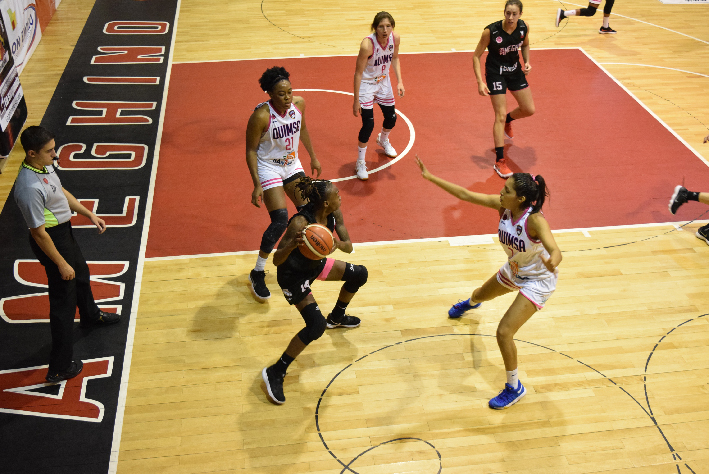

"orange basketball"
[299,224,334,260]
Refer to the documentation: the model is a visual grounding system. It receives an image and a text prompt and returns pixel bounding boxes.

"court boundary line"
[564,1,709,45]
[579,48,709,168]
[597,63,709,78]
[143,219,706,261]
[107,1,182,472]
[170,46,581,65]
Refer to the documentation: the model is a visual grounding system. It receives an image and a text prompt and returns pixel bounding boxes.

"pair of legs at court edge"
[250,174,306,301]
[556,0,617,34]
[262,260,367,404]
[491,88,535,178]
[669,185,709,244]
[449,273,543,409]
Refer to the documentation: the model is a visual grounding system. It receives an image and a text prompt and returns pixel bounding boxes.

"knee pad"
[580,6,597,16]
[379,104,397,129]
[297,302,326,345]
[342,263,368,294]
[358,108,375,143]
[259,208,289,253]
[603,0,614,15]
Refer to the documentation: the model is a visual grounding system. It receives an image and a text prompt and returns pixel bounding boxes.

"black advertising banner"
[0,1,179,472]
[0,6,26,157]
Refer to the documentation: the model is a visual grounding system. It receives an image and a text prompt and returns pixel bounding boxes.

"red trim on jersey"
[268,100,290,118]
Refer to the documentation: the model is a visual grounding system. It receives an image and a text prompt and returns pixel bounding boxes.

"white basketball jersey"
[498,208,555,280]
[257,101,302,166]
[362,32,395,83]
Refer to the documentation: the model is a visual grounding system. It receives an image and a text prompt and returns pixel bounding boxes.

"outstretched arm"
[416,156,501,210]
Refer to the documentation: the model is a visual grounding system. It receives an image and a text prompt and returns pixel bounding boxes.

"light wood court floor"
[2,0,709,473]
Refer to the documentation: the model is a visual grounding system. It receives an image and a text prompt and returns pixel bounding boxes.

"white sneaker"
[376,133,397,157]
[355,161,368,180]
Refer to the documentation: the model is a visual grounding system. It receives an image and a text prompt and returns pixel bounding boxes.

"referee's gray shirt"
[14,162,72,229]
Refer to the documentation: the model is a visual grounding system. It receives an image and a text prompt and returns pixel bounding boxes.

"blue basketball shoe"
[489,381,526,409]
[448,299,481,318]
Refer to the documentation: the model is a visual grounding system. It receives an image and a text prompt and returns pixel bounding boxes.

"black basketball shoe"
[262,365,285,404]
[669,185,689,215]
[249,270,270,301]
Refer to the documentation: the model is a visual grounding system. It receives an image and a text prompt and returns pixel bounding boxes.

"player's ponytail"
[296,177,332,209]
[512,173,548,214]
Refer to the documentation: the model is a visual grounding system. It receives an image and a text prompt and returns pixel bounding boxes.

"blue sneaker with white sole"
[448,298,481,318]
[489,381,526,409]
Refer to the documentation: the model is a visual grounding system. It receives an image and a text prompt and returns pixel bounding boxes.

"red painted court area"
[148,50,709,258]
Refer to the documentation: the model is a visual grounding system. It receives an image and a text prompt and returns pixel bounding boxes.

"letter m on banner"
[0,260,128,323]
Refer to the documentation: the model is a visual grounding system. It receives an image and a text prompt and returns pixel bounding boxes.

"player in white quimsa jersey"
[246,66,321,302]
[416,156,562,410]
[352,11,405,180]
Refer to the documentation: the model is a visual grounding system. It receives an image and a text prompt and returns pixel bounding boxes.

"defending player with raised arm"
[352,11,404,181]
[473,0,535,179]
[556,0,617,34]
[246,66,321,302]
[416,155,561,410]
[261,177,368,405]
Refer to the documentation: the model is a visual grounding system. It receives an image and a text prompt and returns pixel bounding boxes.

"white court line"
[295,89,415,182]
[563,2,709,45]
[597,63,709,78]
[144,219,705,262]
[579,48,709,168]
[107,2,182,473]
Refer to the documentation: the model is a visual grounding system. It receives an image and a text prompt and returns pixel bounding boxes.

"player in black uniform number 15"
[473,0,535,179]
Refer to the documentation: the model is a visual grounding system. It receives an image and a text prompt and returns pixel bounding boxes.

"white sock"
[603,17,610,28]
[357,146,367,162]
[254,255,268,272]
[379,130,391,142]
[565,10,577,16]
[506,369,519,388]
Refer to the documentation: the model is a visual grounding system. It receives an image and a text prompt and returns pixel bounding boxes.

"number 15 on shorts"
[492,82,502,91]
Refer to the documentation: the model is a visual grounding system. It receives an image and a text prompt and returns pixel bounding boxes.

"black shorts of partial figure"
[358,104,397,143]
[580,0,615,16]
[486,67,529,95]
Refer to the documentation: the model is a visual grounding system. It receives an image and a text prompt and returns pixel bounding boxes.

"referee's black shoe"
[81,311,120,328]
[46,360,83,383]
[249,270,271,302]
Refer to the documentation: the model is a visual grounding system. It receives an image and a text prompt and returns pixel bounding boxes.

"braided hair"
[511,173,548,214]
[296,176,332,209]
[258,66,291,93]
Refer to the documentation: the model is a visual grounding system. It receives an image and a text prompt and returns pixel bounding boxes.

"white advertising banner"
[658,0,708,3]
[0,0,41,74]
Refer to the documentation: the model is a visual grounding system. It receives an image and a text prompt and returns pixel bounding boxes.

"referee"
[13,126,120,383]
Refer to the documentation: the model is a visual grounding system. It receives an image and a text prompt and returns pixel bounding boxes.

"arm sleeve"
[14,186,46,229]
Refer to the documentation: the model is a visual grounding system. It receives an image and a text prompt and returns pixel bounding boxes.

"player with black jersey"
[473,0,535,179]
[261,177,368,405]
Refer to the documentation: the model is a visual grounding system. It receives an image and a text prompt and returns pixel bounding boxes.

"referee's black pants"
[29,221,100,373]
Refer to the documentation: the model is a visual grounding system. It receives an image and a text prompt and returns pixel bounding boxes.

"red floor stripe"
[148,50,709,258]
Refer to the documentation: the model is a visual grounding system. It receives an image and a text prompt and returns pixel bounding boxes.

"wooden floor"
[2,0,709,473]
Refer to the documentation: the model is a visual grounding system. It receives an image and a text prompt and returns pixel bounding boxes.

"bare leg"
[496,293,538,371]
[508,88,535,121]
[490,94,508,148]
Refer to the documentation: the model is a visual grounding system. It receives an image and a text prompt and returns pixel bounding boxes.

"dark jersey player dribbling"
[261,177,369,405]
[473,0,535,179]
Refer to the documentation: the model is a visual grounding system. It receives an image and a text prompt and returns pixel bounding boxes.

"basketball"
[299,224,334,260]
